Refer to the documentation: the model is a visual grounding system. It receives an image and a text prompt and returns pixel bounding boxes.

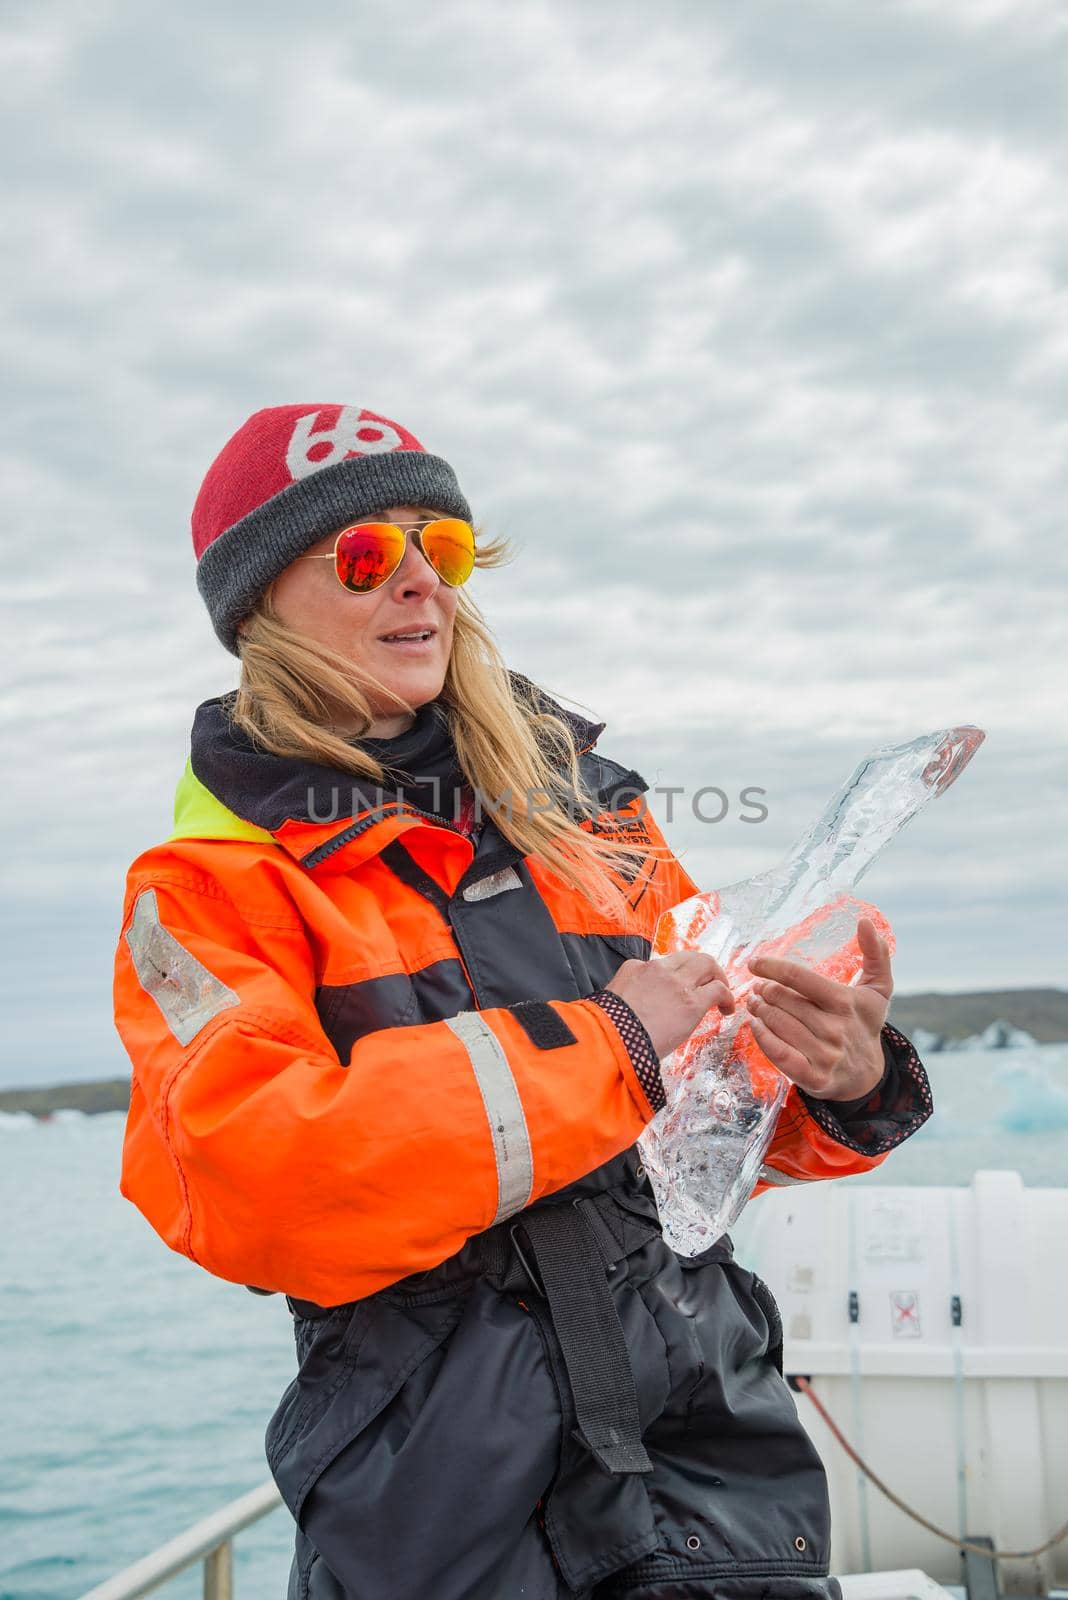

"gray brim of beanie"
[196,450,474,655]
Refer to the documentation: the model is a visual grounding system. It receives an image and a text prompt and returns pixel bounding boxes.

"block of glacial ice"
[638,726,985,1257]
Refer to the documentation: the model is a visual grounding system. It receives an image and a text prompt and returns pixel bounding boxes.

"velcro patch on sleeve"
[125,887,240,1046]
[508,1000,579,1051]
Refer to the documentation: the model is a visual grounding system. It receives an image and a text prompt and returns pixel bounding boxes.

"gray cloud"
[1,0,1065,1084]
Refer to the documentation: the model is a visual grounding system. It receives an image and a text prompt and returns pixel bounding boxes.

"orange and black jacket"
[112,681,932,1308]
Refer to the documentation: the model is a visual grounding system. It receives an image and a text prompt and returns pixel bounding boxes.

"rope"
[794,1376,1068,1561]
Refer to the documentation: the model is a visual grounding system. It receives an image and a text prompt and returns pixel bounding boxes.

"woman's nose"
[392,531,439,594]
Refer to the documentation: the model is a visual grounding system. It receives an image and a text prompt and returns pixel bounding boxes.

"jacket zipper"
[301,803,470,870]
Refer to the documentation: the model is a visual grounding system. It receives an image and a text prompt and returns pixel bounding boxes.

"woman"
[113,403,932,1600]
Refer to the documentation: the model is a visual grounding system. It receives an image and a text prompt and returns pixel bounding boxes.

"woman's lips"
[378,632,437,654]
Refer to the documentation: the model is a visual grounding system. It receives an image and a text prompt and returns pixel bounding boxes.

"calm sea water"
[2,1043,1066,1600]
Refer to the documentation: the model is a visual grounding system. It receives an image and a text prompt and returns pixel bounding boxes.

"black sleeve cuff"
[798,1022,934,1156]
[590,988,666,1113]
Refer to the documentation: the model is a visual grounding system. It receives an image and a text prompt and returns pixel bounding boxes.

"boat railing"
[76,1479,284,1600]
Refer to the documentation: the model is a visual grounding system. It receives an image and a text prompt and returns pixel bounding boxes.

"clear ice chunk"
[638,725,985,1257]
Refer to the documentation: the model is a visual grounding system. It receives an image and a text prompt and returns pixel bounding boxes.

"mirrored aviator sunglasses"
[299,519,476,594]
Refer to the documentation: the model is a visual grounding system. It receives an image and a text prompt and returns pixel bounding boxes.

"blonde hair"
[231,527,663,917]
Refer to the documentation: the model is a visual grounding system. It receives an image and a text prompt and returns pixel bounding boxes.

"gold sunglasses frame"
[297,519,476,593]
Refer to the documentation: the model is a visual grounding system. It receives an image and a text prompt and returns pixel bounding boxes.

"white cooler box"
[729,1170,1068,1597]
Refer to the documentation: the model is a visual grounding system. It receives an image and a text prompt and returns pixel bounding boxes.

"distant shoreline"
[2,987,1065,1118]
[888,986,1068,1046]
[0,1079,131,1117]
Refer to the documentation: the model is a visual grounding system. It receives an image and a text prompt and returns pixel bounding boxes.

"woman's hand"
[605,951,735,1060]
[747,916,892,1102]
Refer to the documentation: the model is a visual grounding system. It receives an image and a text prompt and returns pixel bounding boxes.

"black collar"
[189,670,606,834]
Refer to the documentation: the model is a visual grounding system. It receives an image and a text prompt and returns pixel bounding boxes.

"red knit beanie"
[192,404,472,654]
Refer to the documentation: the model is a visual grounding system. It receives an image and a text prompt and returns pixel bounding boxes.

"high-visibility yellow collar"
[170,758,276,844]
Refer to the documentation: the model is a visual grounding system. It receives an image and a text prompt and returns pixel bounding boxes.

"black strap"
[378,838,452,918]
[286,1196,655,1476]
[494,1201,653,1476]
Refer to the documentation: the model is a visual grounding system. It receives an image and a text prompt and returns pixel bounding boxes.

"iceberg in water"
[638,725,985,1257]
[903,1020,1038,1053]
[993,1058,1068,1132]
[950,1020,1038,1051]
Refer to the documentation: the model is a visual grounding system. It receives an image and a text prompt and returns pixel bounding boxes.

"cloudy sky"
[2,0,1065,1086]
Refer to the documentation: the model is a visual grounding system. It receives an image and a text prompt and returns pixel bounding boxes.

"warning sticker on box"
[864,1195,927,1264]
[890,1290,922,1338]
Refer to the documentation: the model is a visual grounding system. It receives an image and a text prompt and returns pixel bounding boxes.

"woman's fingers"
[856,916,894,998]
[749,980,839,1043]
[604,951,737,1059]
[668,951,736,1012]
[748,1012,824,1093]
[747,954,849,1013]
[747,957,889,1099]
[748,974,848,1093]
[700,980,736,1014]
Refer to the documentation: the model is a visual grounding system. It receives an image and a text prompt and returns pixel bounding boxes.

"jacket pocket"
[266,1292,467,1526]
[267,1302,370,1473]
[268,1279,563,1600]
[643,1252,832,1575]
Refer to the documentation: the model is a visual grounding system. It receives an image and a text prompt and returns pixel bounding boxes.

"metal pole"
[77,1480,282,1600]
[203,1542,233,1600]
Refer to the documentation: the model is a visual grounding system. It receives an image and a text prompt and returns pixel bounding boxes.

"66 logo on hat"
[286,405,420,480]
[191,403,472,655]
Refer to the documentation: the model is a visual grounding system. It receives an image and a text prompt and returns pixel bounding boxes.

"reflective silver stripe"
[125,888,240,1046]
[461,867,523,903]
[445,1010,533,1223]
[758,1163,810,1187]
